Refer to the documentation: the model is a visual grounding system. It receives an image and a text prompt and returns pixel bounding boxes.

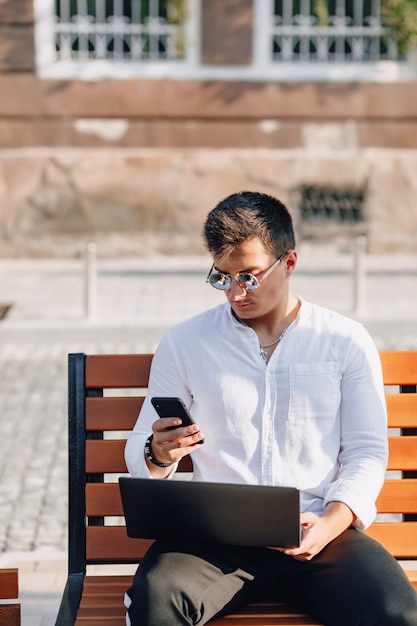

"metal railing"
[271,0,398,62]
[54,0,186,62]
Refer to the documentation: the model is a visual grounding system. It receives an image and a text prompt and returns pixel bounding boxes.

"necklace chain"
[259,326,288,361]
[259,327,288,349]
[231,310,289,362]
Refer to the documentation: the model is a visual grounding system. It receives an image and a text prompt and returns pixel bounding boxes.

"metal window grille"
[54,0,186,61]
[272,0,398,62]
[299,185,365,224]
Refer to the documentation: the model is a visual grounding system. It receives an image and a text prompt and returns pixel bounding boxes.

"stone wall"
[1,77,417,150]
[1,147,416,257]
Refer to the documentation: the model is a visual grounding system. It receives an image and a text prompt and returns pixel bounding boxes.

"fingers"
[283,514,320,561]
[151,419,204,465]
[153,419,203,444]
[300,512,316,526]
[153,417,182,433]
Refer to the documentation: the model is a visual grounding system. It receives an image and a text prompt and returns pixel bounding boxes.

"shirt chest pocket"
[288,362,341,420]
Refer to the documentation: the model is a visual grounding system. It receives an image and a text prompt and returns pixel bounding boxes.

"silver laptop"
[119,477,300,548]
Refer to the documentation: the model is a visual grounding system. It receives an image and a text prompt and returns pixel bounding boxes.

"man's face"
[211,236,293,322]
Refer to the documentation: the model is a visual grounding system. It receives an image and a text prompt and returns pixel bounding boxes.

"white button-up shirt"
[125,299,388,530]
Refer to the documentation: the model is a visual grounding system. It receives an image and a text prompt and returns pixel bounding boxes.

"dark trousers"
[126,528,417,626]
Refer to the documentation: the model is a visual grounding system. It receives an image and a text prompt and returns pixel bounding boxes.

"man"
[125,191,417,625]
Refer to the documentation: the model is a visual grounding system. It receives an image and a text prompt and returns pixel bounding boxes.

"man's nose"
[229,276,247,297]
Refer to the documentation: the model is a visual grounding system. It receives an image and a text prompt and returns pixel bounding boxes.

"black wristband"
[144,434,174,468]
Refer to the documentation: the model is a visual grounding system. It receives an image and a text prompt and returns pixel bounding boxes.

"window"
[271,0,398,63]
[35,0,195,77]
[54,0,187,62]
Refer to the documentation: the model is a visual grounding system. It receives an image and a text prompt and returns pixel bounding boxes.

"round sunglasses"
[206,251,288,292]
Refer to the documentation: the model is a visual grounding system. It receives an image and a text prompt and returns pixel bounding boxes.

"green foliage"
[381,0,417,55]
[166,0,187,25]
[313,0,330,26]
[166,0,187,57]
[310,0,417,56]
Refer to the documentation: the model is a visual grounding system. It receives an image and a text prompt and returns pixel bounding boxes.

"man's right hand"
[145,418,204,477]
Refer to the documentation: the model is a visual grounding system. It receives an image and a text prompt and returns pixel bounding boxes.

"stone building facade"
[0,0,416,256]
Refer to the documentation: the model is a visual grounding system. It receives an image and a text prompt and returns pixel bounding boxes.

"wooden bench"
[0,568,20,626]
[55,351,417,626]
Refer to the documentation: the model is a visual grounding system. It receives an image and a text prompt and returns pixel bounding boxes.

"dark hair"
[203,191,296,259]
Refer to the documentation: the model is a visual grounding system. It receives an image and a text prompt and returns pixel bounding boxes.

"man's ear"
[285,250,298,274]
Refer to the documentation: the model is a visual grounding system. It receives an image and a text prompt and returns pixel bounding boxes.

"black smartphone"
[151,397,204,443]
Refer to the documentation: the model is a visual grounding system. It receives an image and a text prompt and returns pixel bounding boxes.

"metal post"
[83,242,97,320]
[353,235,367,315]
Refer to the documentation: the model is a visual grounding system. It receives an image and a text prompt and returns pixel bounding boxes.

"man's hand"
[145,417,204,477]
[283,501,356,561]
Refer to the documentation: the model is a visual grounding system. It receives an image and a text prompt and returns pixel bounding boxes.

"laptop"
[119,477,300,548]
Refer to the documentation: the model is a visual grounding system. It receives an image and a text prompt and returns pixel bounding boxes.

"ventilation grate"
[299,185,365,224]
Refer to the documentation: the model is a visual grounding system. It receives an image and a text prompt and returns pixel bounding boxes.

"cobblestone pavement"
[0,251,415,625]
[0,341,161,555]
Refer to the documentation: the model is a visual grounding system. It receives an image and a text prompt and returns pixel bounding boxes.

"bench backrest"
[67,351,417,575]
[0,568,20,626]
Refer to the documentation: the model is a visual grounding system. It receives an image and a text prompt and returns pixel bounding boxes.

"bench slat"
[365,522,417,558]
[85,440,193,475]
[86,522,417,563]
[75,619,125,625]
[75,609,321,626]
[84,381,417,433]
[86,527,152,562]
[86,397,143,431]
[0,568,18,599]
[77,606,125,617]
[86,440,127,474]
[388,437,417,471]
[86,483,124,517]
[0,605,21,626]
[386,394,417,428]
[79,614,325,626]
[85,437,417,475]
[85,480,417,518]
[84,394,417,434]
[82,575,132,589]
[85,354,153,389]
[211,613,322,625]
[376,479,417,513]
[75,615,321,625]
[74,614,126,626]
[379,351,417,386]
[80,593,126,607]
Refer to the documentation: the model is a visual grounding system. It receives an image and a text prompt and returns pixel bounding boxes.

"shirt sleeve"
[323,325,388,530]
[124,330,189,478]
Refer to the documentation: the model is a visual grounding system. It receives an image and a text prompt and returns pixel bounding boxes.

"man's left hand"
[283,502,356,561]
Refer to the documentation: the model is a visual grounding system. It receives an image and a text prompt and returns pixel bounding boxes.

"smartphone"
[151,397,204,443]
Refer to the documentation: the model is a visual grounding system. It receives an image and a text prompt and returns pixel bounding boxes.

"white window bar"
[54,0,187,62]
[271,0,398,63]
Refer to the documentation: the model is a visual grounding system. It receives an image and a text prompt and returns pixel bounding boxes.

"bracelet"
[144,434,174,468]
